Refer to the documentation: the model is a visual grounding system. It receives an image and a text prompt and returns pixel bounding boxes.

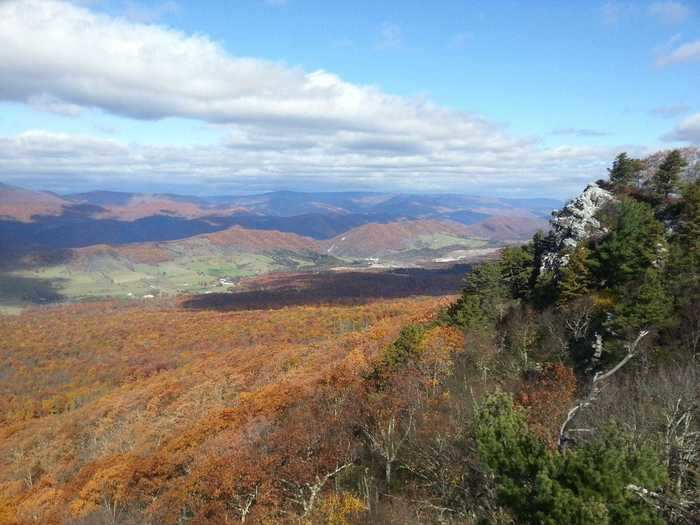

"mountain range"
[0,183,557,309]
[0,183,555,250]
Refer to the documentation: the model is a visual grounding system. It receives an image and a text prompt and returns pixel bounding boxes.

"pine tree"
[557,245,593,305]
[447,261,509,329]
[590,199,667,289]
[611,267,672,332]
[608,152,643,188]
[674,180,700,284]
[475,393,667,525]
[652,150,687,198]
[501,244,535,300]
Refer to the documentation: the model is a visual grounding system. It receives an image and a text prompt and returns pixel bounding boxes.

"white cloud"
[0,0,644,197]
[663,113,700,143]
[0,130,638,198]
[27,94,83,117]
[656,38,700,65]
[649,1,693,24]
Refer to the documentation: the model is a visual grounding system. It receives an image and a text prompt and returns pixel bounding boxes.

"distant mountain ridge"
[0,183,557,255]
[63,188,559,219]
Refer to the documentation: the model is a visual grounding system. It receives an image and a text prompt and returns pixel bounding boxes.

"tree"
[652,150,687,198]
[611,268,672,332]
[557,245,593,305]
[516,364,577,446]
[476,392,667,525]
[501,244,535,300]
[446,261,509,330]
[608,153,643,189]
[590,199,667,290]
[670,180,700,292]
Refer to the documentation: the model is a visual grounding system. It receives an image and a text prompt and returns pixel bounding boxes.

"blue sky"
[0,0,698,198]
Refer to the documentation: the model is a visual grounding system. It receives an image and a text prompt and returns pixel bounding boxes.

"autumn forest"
[1,150,700,524]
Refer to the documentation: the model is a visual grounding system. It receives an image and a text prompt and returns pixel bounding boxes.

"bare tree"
[558,330,649,450]
[626,484,699,525]
[228,484,259,523]
[281,463,352,518]
[364,409,415,489]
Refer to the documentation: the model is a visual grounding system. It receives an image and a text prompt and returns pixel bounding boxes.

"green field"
[0,234,497,312]
[412,233,488,251]
[0,250,346,310]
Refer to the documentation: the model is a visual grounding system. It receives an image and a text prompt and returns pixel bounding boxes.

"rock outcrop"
[539,183,615,274]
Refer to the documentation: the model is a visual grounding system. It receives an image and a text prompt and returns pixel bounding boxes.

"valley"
[0,185,548,311]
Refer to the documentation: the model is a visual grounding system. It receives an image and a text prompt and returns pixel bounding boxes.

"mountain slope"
[0,183,68,222]
[462,215,549,241]
[322,219,476,258]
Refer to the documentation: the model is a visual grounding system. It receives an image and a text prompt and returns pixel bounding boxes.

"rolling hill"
[462,215,550,241]
[0,183,557,255]
[0,184,553,310]
[322,219,477,258]
[0,183,68,222]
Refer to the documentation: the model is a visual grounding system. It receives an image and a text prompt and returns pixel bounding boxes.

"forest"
[0,150,699,524]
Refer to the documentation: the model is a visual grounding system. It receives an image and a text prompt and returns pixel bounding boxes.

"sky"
[0,0,699,199]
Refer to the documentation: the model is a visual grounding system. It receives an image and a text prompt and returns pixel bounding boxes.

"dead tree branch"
[558,330,649,450]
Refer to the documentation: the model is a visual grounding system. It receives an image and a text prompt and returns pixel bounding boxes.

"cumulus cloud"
[27,94,83,117]
[649,1,693,24]
[0,130,639,198]
[656,38,700,65]
[0,0,644,197]
[663,113,700,143]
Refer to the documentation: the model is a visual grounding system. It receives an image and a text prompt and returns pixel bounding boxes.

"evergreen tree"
[610,267,672,332]
[501,244,535,300]
[590,199,667,289]
[671,180,700,289]
[652,150,687,198]
[557,245,593,305]
[382,324,426,368]
[446,261,508,330]
[608,152,643,188]
[476,392,667,525]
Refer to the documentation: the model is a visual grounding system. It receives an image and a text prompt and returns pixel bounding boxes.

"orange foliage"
[515,363,577,446]
[206,225,320,252]
[0,296,444,524]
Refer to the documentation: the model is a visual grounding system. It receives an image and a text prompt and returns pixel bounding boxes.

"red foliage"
[515,363,577,446]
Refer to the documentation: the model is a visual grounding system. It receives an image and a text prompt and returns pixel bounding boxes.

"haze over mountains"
[0,182,555,310]
[0,183,555,250]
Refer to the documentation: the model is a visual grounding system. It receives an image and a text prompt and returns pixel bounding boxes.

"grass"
[1,249,349,310]
[1,236,486,311]
[412,234,488,251]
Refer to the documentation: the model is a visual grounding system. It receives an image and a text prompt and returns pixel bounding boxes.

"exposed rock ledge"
[540,183,615,274]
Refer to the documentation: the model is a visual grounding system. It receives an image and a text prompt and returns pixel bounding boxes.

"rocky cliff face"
[539,183,615,273]
[537,148,697,276]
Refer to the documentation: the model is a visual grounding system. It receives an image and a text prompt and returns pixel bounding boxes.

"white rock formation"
[539,183,615,274]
